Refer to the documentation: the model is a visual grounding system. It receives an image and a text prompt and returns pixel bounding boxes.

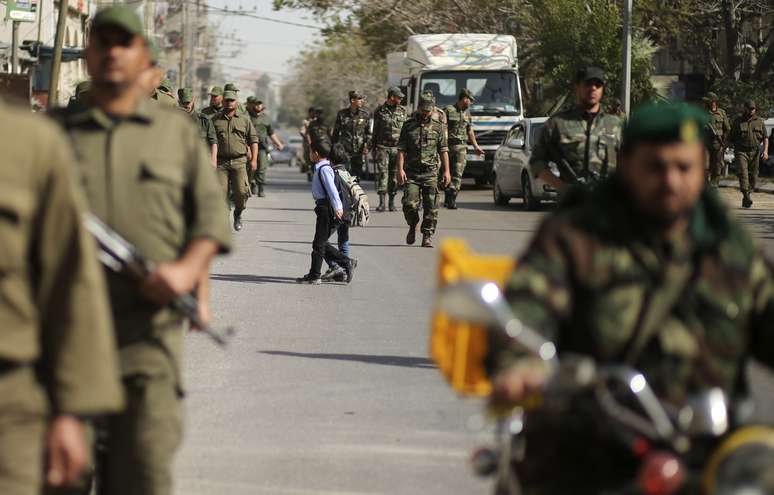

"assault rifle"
[84,213,234,347]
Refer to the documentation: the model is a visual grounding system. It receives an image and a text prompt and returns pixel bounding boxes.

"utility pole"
[10,21,20,73]
[179,0,186,88]
[621,0,632,115]
[48,0,69,108]
[36,0,44,43]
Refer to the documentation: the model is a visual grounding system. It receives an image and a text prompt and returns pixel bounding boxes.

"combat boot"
[250,182,258,195]
[258,184,265,197]
[376,193,386,212]
[742,192,753,208]
[388,194,396,211]
[406,222,418,245]
[421,234,433,248]
[448,191,458,210]
[233,210,243,231]
[443,190,451,208]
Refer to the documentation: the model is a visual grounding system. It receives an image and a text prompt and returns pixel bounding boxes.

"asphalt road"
[174,168,774,495]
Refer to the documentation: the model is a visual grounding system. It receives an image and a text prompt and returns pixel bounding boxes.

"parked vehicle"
[387,34,525,186]
[491,117,558,209]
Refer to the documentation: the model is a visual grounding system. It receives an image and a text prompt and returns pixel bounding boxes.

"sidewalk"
[719,178,774,194]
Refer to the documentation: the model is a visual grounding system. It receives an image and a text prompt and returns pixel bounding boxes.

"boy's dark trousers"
[309,199,349,278]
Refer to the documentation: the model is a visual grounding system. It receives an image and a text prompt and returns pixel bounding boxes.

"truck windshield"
[420,71,520,115]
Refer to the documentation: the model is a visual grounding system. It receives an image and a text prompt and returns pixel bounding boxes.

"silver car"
[492,117,559,209]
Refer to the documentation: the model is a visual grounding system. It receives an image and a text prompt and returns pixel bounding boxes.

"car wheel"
[522,173,540,211]
[493,179,510,206]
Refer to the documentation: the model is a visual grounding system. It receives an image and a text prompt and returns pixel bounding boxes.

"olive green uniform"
[200,105,221,117]
[529,107,622,184]
[182,108,216,146]
[397,113,448,235]
[211,110,258,212]
[372,102,407,195]
[248,109,273,189]
[729,114,766,193]
[443,102,473,193]
[0,101,123,495]
[705,107,730,186]
[52,99,232,495]
[489,178,774,493]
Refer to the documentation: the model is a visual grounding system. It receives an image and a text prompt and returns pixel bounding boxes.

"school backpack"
[322,163,370,227]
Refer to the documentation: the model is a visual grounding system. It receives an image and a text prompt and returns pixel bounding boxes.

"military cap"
[246,96,257,104]
[178,88,193,103]
[158,79,173,92]
[388,86,405,98]
[459,88,476,102]
[349,90,364,100]
[418,93,435,111]
[223,89,238,100]
[576,65,606,85]
[705,92,719,102]
[91,5,144,36]
[622,102,709,151]
[75,80,91,97]
[421,89,436,104]
[209,86,223,96]
[224,83,239,92]
[746,100,757,109]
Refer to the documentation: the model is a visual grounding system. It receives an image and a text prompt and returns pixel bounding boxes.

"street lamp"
[621,0,632,114]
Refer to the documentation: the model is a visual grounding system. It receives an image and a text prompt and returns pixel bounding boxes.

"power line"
[184,0,323,30]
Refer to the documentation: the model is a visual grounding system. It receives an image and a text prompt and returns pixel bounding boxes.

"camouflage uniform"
[530,107,622,184]
[332,106,372,178]
[398,110,448,237]
[705,106,730,186]
[372,101,407,197]
[444,102,473,193]
[488,178,774,493]
[729,112,766,195]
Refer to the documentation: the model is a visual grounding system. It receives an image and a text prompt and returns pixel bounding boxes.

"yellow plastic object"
[430,238,516,397]
[702,426,774,494]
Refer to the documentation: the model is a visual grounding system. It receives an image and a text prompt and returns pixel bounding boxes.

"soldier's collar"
[67,97,154,128]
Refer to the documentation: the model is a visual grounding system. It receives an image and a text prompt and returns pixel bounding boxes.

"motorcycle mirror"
[436,282,559,367]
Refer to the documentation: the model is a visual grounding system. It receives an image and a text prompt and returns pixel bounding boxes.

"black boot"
[376,193,386,212]
[448,191,458,210]
[233,210,243,231]
[443,190,451,208]
[406,222,418,245]
[388,194,396,212]
[742,192,753,208]
[258,184,265,197]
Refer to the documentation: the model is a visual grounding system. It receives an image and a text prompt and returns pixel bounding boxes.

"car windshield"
[420,71,520,115]
[530,123,545,146]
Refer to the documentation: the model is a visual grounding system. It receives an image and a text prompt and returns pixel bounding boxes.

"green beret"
[92,6,144,36]
[623,102,709,150]
[178,88,193,103]
[209,86,223,96]
[224,83,239,92]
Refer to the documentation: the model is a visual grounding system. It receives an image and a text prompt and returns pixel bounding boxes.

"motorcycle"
[435,281,774,495]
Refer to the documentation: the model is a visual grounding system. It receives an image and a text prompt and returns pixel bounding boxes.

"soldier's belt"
[448,139,466,146]
[217,156,247,165]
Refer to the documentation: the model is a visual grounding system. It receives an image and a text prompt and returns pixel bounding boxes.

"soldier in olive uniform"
[152,79,177,107]
[397,93,451,248]
[247,96,284,197]
[530,66,622,191]
[304,107,331,182]
[372,86,408,212]
[0,99,123,495]
[488,102,774,494]
[211,89,259,231]
[50,7,232,495]
[607,97,626,118]
[201,86,223,117]
[729,100,769,208]
[443,88,484,209]
[703,92,730,187]
[332,90,372,178]
[178,87,217,167]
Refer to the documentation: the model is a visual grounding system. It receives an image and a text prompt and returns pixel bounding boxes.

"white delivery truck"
[386,34,524,185]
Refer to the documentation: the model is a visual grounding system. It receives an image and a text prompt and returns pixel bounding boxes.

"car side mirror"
[509,138,525,149]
